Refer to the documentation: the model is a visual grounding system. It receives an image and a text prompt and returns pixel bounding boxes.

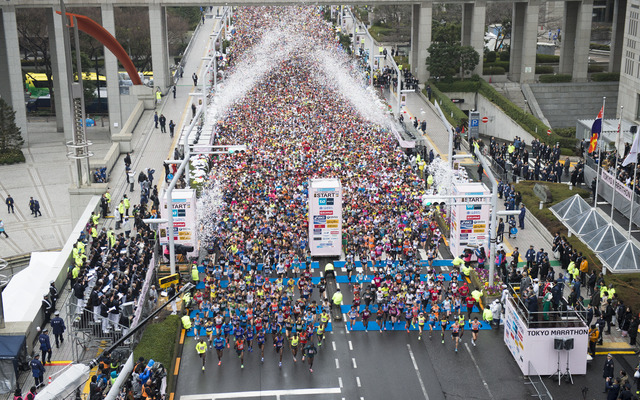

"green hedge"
[432,80,480,92]
[554,127,576,138]
[591,72,620,82]
[499,51,510,61]
[536,54,560,64]
[484,61,509,72]
[587,64,605,73]
[0,149,25,165]
[134,315,181,369]
[425,85,468,128]
[539,74,572,83]
[483,66,506,75]
[485,51,497,63]
[590,43,610,51]
[535,65,554,74]
[515,181,640,313]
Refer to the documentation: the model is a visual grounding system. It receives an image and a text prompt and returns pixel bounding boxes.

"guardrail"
[526,361,554,399]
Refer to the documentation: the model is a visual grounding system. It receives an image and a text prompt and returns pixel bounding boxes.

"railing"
[526,361,554,400]
[507,283,587,329]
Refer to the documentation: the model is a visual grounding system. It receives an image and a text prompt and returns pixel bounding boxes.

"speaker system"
[631,125,637,134]
[121,301,135,318]
[553,337,574,350]
[553,338,564,350]
[563,338,574,350]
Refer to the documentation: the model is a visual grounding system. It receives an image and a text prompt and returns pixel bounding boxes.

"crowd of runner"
[178,6,491,372]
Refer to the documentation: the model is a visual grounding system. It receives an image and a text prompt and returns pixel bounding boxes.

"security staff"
[50,311,66,348]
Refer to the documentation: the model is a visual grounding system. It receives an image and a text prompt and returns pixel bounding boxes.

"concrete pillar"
[101,4,122,135]
[510,1,539,83]
[411,2,432,84]
[48,7,73,140]
[149,4,170,93]
[573,0,593,81]
[609,0,626,73]
[0,7,28,142]
[461,4,473,47]
[559,1,578,75]
[469,1,486,75]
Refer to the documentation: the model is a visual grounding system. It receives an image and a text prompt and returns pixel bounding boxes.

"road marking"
[407,344,430,400]
[174,357,181,375]
[335,358,340,369]
[464,343,494,400]
[332,341,336,351]
[180,387,342,399]
[343,314,349,333]
[441,266,449,271]
[352,358,357,369]
[180,329,185,344]
[348,340,353,351]
[356,376,361,387]
[338,377,343,388]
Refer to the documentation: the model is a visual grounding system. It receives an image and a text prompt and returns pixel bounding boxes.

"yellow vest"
[196,341,207,354]
[118,203,125,215]
[105,192,111,204]
[182,315,192,330]
[191,265,199,282]
[124,198,130,209]
[332,291,343,305]
[291,337,299,347]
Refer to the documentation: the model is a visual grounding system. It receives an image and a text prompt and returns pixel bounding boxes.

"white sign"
[503,300,588,376]
[449,182,490,257]
[308,179,342,257]
[159,189,198,253]
[601,169,633,201]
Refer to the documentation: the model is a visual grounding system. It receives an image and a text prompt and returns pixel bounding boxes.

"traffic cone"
[48,376,52,385]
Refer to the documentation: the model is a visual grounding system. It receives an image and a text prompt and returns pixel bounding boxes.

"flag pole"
[629,157,638,238]
[593,97,606,209]
[610,105,623,221]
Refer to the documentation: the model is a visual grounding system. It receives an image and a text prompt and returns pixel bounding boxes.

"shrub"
[539,74,572,83]
[590,43,610,51]
[483,66,506,75]
[591,72,620,82]
[554,127,576,138]
[425,84,468,128]
[535,65,554,74]
[433,81,480,92]
[484,61,509,72]
[536,54,560,63]
[499,51,510,61]
[587,64,605,73]
[486,51,497,63]
[0,150,25,165]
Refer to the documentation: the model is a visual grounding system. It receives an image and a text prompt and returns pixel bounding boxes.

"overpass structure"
[0,0,627,142]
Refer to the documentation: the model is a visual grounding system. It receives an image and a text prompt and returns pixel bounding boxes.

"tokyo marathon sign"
[308,178,343,257]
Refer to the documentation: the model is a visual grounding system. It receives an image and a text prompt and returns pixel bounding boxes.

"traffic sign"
[482,116,489,123]
[470,119,479,127]
[547,129,552,135]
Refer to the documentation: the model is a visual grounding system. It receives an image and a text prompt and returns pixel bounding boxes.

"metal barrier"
[507,283,586,329]
[526,361,554,400]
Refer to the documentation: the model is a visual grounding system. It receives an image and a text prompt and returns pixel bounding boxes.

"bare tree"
[115,7,151,72]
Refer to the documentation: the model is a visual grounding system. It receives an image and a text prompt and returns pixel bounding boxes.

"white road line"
[407,344,430,400]
[356,376,361,387]
[360,397,364,400]
[180,387,342,399]
[464,343,494,400]
[348,340,353,351]
[441,266,449,271]
[344,314,350,333]
[335,358,340,369]
[352,358,357,368]
[332,341,336,351]
[338,377,343,388]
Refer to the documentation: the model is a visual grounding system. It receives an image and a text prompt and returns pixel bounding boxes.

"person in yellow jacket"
[196,339,207,371]
[91,212,99,226]
[107,229,116,248]
[482,307,493,323]
[104,189,111,205]
[90,225,98,240]
[182,313,192,330]
[324,263,335,280]
[77,240,85,254]
[331,288,343,315]
[117,201,125,223]
[191,264,200,284]
[123,195,131,216]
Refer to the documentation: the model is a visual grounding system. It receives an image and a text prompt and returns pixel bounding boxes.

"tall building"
[618,0,640,123]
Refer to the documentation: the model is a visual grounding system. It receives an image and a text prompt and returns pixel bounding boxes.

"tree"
[432,22,461,45]
[115,7,151,72]
[426,42,459,79]
[0,97,25,152]
[459,45,480,78]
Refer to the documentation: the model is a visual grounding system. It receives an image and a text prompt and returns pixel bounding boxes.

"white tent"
[583,224,627,253]
[2,252,60,323]
[598,240,640,273]
[565,208,607,237]
[549,194,591,221]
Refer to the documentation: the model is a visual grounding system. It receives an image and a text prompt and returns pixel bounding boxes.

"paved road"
[175,267,529,400]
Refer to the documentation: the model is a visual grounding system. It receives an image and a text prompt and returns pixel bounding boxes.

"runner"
[428,311,437,339]
[361,306,371,332]
[304,340,317,373]
[440,314,449,344]
[348,306,358,330]
[290,333,299,362]
[470,317,481,346]
[417,312,426,340]
[213,334,226,366]
[274,332,284,367]
[234,337,245,369]
[257,329,266,362]
[316,324,325,346]
[196,339,208,371]
[451,320,461,352]
[376,307,384,333]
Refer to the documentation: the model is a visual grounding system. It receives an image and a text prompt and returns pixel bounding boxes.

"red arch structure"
[57,11,143,85]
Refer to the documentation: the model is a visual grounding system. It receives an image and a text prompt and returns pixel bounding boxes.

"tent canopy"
[599,240,640,273]
[565,208,607,236]
[583,224,627,253]
[0,335,27,394]
[549,194,591,221]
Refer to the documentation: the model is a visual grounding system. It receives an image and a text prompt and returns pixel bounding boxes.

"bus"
[24,72,107,98]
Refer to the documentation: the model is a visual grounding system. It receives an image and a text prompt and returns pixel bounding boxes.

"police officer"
[30,354,46,388]
[39,328,52,364]
[50,311,66,348]
[42,295,53,326]
[48,281,58,309]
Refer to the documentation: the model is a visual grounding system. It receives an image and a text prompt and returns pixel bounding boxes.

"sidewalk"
[0,9,222,399]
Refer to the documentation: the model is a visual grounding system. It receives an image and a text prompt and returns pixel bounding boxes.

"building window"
[636,94,640,120]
